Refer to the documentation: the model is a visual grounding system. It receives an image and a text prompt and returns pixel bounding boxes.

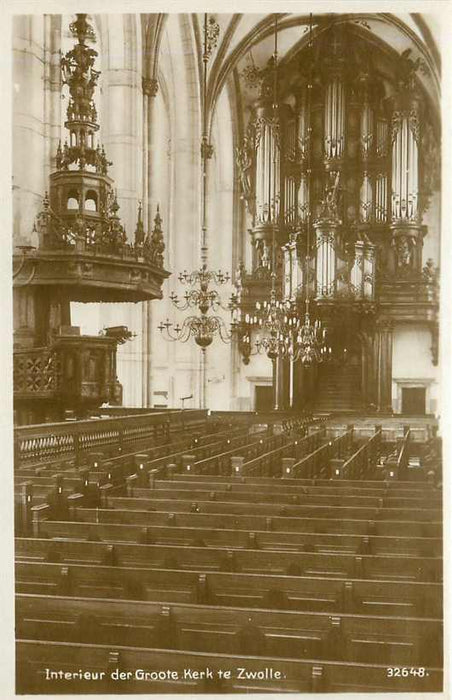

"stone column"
[272,359,279,411]
[13,16,46,246]
[272,356,287,411]
[277,358,290,411]
[376,320,393,413]
[142,77,159,407]
[360,331,377,411]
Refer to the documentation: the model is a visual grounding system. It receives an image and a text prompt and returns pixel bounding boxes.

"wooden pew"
[16,639,443,694]
[170,472,438,491]
[15,560,442,618]
[383,428,418,481]
[287,429,355,479]
[187,435,283,476]
[33,518,443,558]
[337,430,382,480]
[15,537,442,582]
[231,433,327,478]
[16,593,442,667]
[74,505,442,539]
[126,483,441,510]
[154,477,442,503]
[103,493,441,524]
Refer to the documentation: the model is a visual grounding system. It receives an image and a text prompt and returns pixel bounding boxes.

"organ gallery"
[12,10,443,695]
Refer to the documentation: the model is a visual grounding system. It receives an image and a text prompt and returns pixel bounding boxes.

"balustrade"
[14,410,207,468]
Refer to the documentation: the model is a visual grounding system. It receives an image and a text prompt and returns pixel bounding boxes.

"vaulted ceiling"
[142,12,440,136]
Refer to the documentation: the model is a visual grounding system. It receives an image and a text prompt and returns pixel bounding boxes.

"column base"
[376,406,393,415]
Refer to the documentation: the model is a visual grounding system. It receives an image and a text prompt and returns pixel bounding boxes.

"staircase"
[315,363,362,412]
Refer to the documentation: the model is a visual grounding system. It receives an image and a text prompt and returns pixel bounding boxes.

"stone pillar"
[292,360,304,411]
[272,356,289,412]
[376,321,393,413]
[142,77,159,407]
[293,362,316,412]
[277,358,290,411]
[360,331,377,411]
[272,359,279,411]
[13,16,46,246]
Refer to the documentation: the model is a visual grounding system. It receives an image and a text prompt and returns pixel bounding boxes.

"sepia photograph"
[9,2,447,696]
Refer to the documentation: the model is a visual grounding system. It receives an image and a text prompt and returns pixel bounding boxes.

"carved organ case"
[235,18,440,411]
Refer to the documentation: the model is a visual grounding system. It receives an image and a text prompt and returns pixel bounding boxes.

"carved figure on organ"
[260,241,271,269]
[236,137,253,202]
[396,48,422,90]
[394,235,415,270]
[319,171,341,221]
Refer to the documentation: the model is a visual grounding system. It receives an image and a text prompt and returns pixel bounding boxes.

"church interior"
[12,11,443,694]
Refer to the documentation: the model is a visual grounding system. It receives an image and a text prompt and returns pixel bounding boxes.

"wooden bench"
[74,504,442,538]
[15,537,442,582]
[16,560,442,618]
[125,483,441,510]
[231,434,328,478]
[155,477,442,503]
[288,429,356,479]
[33,518,443,558]
[16,593,442,667]
[16,639,443,694]
[337,431,383,480]
[103,493,441,524]
[170,472,437,491]
[190,433,289,476]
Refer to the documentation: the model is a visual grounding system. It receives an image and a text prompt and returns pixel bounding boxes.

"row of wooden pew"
[15,415,443,693]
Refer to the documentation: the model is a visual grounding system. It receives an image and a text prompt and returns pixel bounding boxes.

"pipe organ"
[235,20,439,411]
[235,24,436,298]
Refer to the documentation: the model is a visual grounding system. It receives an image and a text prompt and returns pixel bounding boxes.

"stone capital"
[142,77,159,97]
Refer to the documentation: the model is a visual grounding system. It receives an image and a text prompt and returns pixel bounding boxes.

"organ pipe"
[325,78,345,159]
[391,106,419,223]
[315,229,336,299]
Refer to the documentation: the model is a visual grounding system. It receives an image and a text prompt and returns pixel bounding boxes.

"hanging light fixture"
[158,14,231,352]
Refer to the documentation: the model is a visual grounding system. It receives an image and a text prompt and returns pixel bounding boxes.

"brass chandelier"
[158,14,231,351]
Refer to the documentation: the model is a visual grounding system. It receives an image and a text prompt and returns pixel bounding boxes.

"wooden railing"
[339,429,382,480]
[14,410,208,468]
